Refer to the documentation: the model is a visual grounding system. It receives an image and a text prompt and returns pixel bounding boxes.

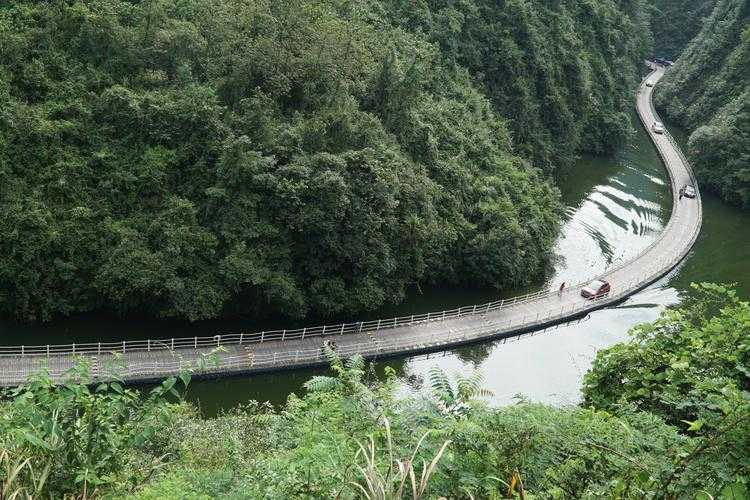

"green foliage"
[304,345,368,395]
[386,0,651,172]
[583,283,749,424]
[654,0,750,208]
[583,283,750,494]
[0,363,189,497]
[0,0,652,323]
[649,0,717,58]
[426,366,492,418]
[350,416,451,500]
[3,287,750,500]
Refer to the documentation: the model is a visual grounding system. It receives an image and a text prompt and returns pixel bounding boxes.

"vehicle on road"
[683,184,697,198]
[652,121,665,134]
[646,80,655,87]
[581,280,611,299]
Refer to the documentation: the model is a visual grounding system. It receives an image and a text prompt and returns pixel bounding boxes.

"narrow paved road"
[0,64,702,386]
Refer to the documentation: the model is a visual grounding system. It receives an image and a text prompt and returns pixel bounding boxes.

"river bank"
[185,115,748,415]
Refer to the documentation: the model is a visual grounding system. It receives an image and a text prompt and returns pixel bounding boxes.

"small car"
[645,80,655,87]
[652,121,665,134]
[683,184,696,198]
[581,279,611,299]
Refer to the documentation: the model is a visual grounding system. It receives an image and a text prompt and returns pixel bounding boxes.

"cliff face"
[655,0,750,208]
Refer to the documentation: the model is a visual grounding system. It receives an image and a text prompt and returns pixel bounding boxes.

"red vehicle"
[581,279,611,299]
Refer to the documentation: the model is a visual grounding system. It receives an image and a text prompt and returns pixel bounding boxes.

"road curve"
[0,64,702,386]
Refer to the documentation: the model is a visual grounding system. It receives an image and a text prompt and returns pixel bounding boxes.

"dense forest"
[649,0,717,58]
[655,0,750,208]
[0,0,649,323]
[1,284,748,498]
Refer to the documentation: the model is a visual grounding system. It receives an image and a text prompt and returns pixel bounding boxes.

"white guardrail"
[0,242,700,385]
[0,65,702,385]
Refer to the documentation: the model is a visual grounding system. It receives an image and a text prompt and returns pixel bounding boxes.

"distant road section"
[0,64,702,386]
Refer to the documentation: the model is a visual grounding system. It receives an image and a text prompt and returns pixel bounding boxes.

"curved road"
[0,64,702,386]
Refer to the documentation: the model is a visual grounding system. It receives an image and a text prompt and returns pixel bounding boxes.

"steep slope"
[387,0,652,172]
[0,0,648,323]
[650,0,718,58]
[655,0,750,208]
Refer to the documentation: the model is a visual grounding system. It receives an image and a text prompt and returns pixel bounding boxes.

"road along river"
[0,64,703,387]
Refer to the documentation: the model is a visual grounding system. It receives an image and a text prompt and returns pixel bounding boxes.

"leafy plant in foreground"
[0,362,189,498]
[427,366,493,418]
[349,416,451,500]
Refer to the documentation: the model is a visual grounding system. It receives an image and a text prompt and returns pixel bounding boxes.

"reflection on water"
[549,127,670,286]
[4,110,747,416]
[188,114,679,415]
[188,115,749,416]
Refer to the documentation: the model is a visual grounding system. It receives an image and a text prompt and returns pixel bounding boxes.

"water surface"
[187,118,749,415]
[3,115,748,416]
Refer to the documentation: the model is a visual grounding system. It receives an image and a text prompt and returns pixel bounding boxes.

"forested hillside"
[655,0,750,208]
[388,0,652,171]
[0,0,649,323]
[650,0,717,58]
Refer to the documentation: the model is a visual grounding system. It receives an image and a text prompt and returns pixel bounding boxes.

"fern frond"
[427,366,453,397]
[321,344,343,369]
[303,376,344,393]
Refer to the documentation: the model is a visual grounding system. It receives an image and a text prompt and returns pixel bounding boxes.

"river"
[183,117,750,415]
[1,115,747,415]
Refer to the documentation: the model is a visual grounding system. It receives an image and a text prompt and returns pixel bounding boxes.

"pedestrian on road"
[558,282,566,295]
[679,188,684,201]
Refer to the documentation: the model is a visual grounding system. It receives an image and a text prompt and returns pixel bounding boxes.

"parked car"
[581,280,611,299]
[652,121,665,134]
[683,184,697,198]
[646,80,655,87]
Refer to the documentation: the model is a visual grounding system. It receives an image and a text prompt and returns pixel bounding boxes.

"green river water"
[1,115,748,415]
